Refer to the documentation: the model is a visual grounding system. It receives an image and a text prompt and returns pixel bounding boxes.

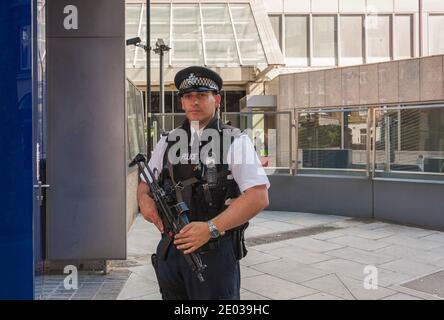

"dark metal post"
[154,39,171,132]
[146,0,152,157]
[159,50,165,129]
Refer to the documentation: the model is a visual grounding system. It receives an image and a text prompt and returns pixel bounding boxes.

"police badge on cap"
[174,66,223,96]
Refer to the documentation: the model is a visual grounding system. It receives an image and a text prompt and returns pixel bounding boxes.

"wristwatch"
[208,220,221,239]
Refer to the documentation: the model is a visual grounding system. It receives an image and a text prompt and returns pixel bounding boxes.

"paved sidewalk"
[114,211,444,300]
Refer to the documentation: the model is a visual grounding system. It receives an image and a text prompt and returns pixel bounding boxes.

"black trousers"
[152,235,240,300]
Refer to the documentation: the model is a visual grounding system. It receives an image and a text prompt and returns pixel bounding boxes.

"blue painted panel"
[0,0,35,299]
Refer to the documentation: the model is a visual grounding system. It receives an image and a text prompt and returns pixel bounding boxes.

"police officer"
[137,66,270,300]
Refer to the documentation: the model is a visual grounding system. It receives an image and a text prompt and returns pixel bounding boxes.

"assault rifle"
[130,153,207,282]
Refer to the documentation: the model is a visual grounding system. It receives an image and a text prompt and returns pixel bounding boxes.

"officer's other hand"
[174,222,210,254]
[140,195,164,233]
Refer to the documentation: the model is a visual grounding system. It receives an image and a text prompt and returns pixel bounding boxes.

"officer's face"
[181,91,221,127]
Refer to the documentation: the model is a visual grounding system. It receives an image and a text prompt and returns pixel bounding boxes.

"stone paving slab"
[241,274,318,300]
[240,290,270,300]
[382,293,423,300]
[373,245,444,265]
[310,231,345,240]
[378,235,443,250]
[239,248,281,267]
[325,247,397,265]
[311,259,371,281]
[116,273,159,300]
[338,227,395,240]
[249,258,331,283]
[258,245,333,265]
[400,270,444,299]
[379,259,442,277]
[328,235,392,251]
[280,237,345,253]
[294,292,344,300]
[301,274,396,300]
[41,211,444,300]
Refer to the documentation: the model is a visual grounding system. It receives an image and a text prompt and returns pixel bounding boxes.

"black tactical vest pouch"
[233,222,249,260]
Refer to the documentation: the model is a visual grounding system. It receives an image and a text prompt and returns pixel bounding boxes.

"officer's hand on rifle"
[137,182,164,233]
[174,222,211,254]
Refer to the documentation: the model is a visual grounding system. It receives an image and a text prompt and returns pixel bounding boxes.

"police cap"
[174,66,223,96]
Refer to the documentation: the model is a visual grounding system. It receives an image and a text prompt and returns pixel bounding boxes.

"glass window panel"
[285,15,308,66]
[202,4,239,66]
[204,24,234,40]
[374,107,444,179]
[126,24,139,42]
[340,15,363,66]
[126,46,137,67]
[230,4,251,22]
[231,4,266,65]
[367,15,391,62]
[126,4,141,27]
[173,41,203,64]
[297,110,368,175]
[148,5,171,66]
[150,92,160,113]
[127,83,140,162]
[171,4,203,65]
[269,15,282,50]
[151,4,170,24]
[394,15,412,59]
[126,4,171,68]
[174,92,185,113]
[135,89,147,156]
[312,15,337,66]
[201,4,228,23]
[165,91,173,114]
[205,41,239,65]
[226,91,246,112]
[150,91,173,114]
[429,15,444,55]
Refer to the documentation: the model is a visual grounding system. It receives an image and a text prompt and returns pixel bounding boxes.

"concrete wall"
[374,179,444,230]
[277,55,444,109]
[268,175,373,219]
[268,175,444,230]
[46,0,127,260]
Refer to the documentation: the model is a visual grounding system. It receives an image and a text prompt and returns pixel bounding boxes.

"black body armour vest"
[159,116,243,223]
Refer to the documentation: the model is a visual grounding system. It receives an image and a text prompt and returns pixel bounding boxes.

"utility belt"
[158,223,249,261]
[199,231,234,252]
[201,224,249,260]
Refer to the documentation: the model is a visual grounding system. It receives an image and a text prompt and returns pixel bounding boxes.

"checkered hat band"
[179,77,219,91]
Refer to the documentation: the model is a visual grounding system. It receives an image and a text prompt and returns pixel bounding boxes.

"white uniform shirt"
[141,127,270,193]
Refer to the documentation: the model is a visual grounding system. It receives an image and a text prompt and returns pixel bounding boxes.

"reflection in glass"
[429,15,444,55]
[231,4,266,65]
[298,111,368,173]
[125,3,268,68]
[340,15,363,66]
[285,15,308,66]
[367,15,391,62]
[172,4,203,65]
[375,107,444,176]
[394,15,412,59]
[269,15,282,50]
[127,80,147,162]
[202,4,239,66]
[312,15,337,66]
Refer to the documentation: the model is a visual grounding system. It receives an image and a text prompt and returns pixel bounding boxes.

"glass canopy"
[126,2,268,68]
